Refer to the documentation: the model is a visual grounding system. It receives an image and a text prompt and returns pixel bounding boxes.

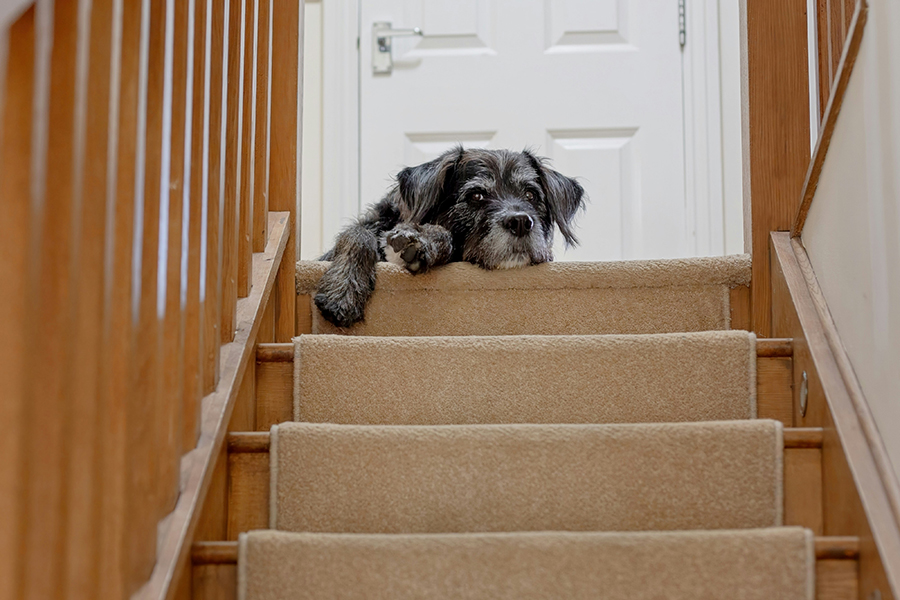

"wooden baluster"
[252,0,272,253]
[0,9,35,600]
[269,0,301,342]
[160,0,188,512]
[239,0,258,295]
[64,0,116,597]
[222,0,244,342]
[97,0,135,592]
[184,0,208,450]
[127,0,166,583]
[18,1,80,597]
[204,0,226,392]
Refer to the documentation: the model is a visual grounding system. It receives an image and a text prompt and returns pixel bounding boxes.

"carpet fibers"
[270,420,783,534]
[238,528,814,600]
[296,255,751,336]
[293,330,757,424]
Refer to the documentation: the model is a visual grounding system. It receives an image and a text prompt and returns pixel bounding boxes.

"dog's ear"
[525,151,585,246]
[395,146,463,223]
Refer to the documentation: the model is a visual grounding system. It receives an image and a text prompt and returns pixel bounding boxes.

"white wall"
[802,0,900,481]
[300,0,324,259]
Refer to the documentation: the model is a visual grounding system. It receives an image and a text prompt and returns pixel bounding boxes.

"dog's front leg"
[314,224,379,328]
[383,223,453,274]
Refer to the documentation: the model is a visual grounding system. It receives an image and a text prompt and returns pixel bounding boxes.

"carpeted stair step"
[293,330,757,424]
[238,528,814,600]
[296,255,751,336]
[270,420,783,534]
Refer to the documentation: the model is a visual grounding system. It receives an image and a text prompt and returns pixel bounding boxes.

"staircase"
[191,255,859,600]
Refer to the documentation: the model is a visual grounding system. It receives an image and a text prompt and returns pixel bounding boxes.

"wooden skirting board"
[771,232,900,599]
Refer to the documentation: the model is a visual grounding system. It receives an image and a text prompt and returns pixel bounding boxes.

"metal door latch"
[372,21,423,74]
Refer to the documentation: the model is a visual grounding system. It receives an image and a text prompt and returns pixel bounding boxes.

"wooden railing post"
[741,0,811,336]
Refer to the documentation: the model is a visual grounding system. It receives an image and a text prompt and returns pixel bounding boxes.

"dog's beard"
[463,220,552,270]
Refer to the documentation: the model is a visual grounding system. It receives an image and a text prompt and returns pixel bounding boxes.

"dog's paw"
[314,292,365,328]
[384,228,427,273]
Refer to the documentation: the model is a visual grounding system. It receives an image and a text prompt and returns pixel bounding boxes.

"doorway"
[301,0,744,261]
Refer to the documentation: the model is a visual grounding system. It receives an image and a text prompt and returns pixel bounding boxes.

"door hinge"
[678,0,686,48]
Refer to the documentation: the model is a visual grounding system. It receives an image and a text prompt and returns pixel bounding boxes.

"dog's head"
[395,147,585,269]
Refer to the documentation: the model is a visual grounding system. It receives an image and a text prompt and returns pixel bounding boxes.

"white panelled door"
[358,0,688,261]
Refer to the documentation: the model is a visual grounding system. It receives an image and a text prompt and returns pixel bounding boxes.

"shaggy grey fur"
[315,147,585,327]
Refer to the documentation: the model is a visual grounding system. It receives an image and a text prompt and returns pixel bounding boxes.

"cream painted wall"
[802,0,900,480]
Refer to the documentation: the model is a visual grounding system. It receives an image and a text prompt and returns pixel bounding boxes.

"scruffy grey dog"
[315,147,585,327]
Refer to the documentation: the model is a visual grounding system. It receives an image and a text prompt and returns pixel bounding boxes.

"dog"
[314,147,586,328]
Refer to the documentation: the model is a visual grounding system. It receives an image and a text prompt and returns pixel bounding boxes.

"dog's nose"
[502,214,533,237]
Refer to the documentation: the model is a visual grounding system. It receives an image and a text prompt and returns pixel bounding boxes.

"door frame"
[313,0,744,258]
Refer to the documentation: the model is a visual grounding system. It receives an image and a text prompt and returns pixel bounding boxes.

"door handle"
[372,21,424,74]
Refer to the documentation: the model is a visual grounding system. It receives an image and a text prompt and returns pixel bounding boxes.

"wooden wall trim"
[770,232,900,596]
[791,0,868,237]
[134,212,290,600]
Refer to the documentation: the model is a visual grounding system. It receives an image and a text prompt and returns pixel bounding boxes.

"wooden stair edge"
[257,338,794,363]
[226,428,824,453]
[191,535,860,566]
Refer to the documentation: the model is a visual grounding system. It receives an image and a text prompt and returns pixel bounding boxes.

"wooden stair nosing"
[256,338,794,363]
[191,535,859,565]
[226,427,825,454]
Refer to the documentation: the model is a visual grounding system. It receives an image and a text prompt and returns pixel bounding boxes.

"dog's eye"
[471,192,484,202]
[524,191,535,201]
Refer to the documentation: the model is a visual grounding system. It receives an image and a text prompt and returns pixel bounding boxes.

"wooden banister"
[0,0,301,596]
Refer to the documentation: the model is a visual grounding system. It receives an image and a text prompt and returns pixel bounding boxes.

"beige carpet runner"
[238,528,814,600]
[269,420,783,534]
[296,255,751,335]
[293,330,757,424]
[239,255,812,599]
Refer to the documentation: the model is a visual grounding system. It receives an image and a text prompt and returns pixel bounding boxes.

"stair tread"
[270,420,783,534]
[293,330,758,425]
[238,527,813,600]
